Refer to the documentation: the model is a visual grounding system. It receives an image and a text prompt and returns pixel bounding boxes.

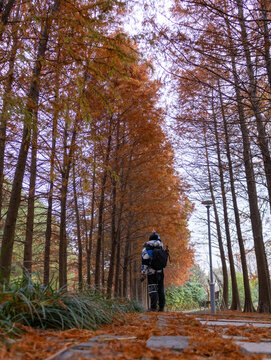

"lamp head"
[202,200,213,206]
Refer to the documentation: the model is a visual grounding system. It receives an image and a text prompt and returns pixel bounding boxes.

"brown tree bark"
[107,177,117,296]
[0,0,16,34]
[218,80,255,312]
[133,260,138,301]
[204,127,229,309]
[111,182,129,297]
[86,155,96,286]
[114,226,121,298]
[236,0,271,212]
[129,249,133,299]
[229,34,271,312]
[107,118,120,296]
[23,113,38,275]
[94,120,112,289]
[0,0,60,282]
[43,90,58,286]
[73,163,83,290]
[211,95,241,311]
[101,227,105,289]
[113,176,127,298]
[0,12,19,220]
[259,0,271,88]
[59,119,77,288]
[122,222,131,298]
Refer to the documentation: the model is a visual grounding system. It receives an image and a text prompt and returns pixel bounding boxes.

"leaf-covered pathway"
[3,311,271,359]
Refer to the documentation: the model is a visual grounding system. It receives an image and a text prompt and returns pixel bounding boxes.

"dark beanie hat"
[149,232,160,240]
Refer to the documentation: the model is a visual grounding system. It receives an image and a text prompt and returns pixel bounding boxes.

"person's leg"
[147,273,158,311]
[157,271,165,311]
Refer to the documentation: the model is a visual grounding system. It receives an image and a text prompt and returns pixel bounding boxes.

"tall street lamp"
[202,200,216,314]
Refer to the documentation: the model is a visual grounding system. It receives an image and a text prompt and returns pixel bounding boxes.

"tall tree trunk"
[43,90,58,286]
[59,120,77,288]
[101,227,105,289]
[114,226,121,298]
[123,216,132,298]
[95,122,112,289]
[0,10,19,220]
[229,34,271,312]
[218,81,255,312]
[211,95,241,311]
[0,1,60,282]
[0,0,16,35]
[236,0,271,212]
[260,0,271,88]
[23,113,38,275]
[81,179,89,287]
[86,155,96,286]
[129,248,133,299]
[107,118,120,296]
[73,163,83,290]
[107,176,117,296]
[133,260,138,301]
[114,194,126,298]
[118,278,122,298]
[204,128,228,309]
[59,122,69,288]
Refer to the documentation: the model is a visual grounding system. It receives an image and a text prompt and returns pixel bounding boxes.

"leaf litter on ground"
[1,311,270,359]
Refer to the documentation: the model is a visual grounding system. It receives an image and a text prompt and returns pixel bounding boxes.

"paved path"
[44,312,271,359]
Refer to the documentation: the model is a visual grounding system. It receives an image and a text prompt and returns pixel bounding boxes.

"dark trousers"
[147,271,165,310]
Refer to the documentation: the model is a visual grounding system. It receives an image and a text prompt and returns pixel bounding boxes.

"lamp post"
[202,200,216,314]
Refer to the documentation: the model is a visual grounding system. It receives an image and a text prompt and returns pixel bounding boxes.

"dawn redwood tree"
[59,114,78,288]
[94,120,112,289]
[107,118,120,297]
[235,0,271,211]
[105,61,161,296]
[211,94,241,311]
[114,225,122,297]
[43,81,59,286]
[0,0,60,282]
[0,0,137,285]
[72,163,83,290]
[86,154,96,287]
[0,6,20,220]
[259,0,271,87]
[157,0,271,312]
[227,22,271,312]
[23,108,38,275]
[218,80,255,312]
[203,126,229,309]
[122,212,132,297]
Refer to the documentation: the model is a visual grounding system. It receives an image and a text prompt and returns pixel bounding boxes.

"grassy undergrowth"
[0,275,143,340]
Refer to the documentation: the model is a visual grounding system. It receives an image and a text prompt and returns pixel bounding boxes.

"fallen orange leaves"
[0,311,269,359]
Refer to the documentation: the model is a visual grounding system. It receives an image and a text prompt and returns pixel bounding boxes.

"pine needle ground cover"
[2,311,271,359]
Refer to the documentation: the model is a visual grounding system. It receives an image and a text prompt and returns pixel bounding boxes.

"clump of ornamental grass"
[0,273,143,338]
[0,312,22,342]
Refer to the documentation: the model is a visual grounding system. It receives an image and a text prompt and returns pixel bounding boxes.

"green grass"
[0,274,143,340]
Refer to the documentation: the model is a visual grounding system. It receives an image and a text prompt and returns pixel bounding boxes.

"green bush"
[228,272,258,309]
[165,282,207,311]
[0,275,143,339]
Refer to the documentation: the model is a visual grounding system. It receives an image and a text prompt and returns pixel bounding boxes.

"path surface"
[3,311,271,359]
[47,311,271,359]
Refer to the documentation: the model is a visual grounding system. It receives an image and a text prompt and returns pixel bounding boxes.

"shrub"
[165,282,207,311]
[0,275,143,339]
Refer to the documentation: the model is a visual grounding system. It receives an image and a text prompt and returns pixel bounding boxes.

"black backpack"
[150,246,169,270]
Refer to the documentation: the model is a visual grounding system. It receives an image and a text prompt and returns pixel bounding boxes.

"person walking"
[140,232,167,312]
